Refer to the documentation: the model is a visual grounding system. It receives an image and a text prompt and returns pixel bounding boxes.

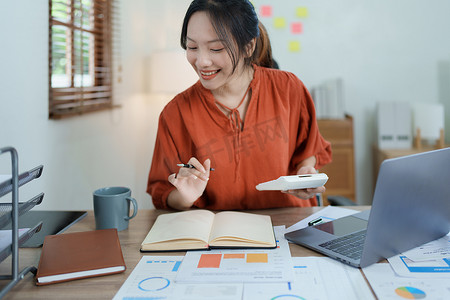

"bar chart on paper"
[176,250,293,283]
[197,252,269,268]
[176,226,294,283]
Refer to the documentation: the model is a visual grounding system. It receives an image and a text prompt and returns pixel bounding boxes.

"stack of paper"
[363,233,450,299]
[114,209,374,300]
[387,233,450,279]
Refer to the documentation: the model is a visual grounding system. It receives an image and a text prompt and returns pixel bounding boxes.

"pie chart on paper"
[395,286,426,299]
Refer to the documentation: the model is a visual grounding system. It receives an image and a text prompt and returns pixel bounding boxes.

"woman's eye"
[187,46,197,50]
[211,48,225,52]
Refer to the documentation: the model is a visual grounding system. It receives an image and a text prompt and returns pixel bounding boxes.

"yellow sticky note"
[288,41,301,52]
[273,17,287,29]
[296,7,309,18]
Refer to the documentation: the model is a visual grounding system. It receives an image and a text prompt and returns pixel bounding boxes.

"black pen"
[308,217,323,226]
[177,163,215,171]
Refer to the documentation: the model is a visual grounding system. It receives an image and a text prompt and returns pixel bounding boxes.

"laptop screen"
[315,216,367,236]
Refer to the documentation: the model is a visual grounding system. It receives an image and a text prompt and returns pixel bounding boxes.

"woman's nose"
[196,50,212,68]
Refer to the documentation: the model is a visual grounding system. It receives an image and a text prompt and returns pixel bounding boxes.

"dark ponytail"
[253,22,277,69]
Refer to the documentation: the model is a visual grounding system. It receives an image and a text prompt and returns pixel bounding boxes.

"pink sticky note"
[291,22,303,34]
[260,5,272,17]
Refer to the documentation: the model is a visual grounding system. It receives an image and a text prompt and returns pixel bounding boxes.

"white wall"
[251,0,450,204]
[0,0,162,210]
[1,0,449,209]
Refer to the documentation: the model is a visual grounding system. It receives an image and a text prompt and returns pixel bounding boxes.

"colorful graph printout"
[177,250,291,283]
[113,256,243,300]
[197,252,269,268]
[395,286,426,299]
[176,226,293,283]
[243,257,374,300]
[363,263,450,300]
[112,256,183,299]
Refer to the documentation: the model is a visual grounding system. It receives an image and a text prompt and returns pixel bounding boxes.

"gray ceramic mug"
[93,186,138,231]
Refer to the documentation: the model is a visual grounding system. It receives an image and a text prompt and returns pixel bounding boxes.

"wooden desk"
[0,207,369,299]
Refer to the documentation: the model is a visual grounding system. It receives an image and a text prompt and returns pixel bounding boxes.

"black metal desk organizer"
[0,147,44,298]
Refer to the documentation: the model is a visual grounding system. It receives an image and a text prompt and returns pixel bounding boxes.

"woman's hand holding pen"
[167,157,211,210]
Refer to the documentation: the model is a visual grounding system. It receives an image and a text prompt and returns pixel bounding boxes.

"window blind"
[49,0,121,119]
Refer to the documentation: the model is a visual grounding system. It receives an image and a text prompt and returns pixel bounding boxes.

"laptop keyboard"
[319,230,366,260]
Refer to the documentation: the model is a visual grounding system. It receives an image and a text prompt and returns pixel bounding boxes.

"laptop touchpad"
[314,216,368,237]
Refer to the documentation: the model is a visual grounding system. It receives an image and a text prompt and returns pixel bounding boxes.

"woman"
[147,0,332,210]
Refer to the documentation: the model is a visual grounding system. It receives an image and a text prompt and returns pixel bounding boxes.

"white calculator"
[256,173,329,191]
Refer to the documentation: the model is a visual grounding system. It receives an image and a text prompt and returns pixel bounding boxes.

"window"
[49,0,120,119]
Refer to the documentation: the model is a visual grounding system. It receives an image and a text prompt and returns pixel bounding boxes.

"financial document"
[387,233,450,278]
[113,256,243,300]
[388,254,450,279]
[363,263,450,300]
[401,233,450,261]
[113,256,183,300]
[175,226,294,283]
[113,224,378,299]
[243,257,373,300]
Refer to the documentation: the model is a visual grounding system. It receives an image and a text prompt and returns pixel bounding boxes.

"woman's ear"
[245,38,257,58]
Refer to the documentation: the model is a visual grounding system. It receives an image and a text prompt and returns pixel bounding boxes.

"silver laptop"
[285,147,450,268]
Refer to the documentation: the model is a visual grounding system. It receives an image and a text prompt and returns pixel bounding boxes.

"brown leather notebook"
[36,228,126,286]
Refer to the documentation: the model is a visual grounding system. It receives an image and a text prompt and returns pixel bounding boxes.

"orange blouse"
[147,65,332,210]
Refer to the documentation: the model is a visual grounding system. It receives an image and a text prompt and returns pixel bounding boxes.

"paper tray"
[0,193,44,229]
[0,222,43,263]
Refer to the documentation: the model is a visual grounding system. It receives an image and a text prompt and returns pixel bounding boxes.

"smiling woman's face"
[185,11,245,93]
